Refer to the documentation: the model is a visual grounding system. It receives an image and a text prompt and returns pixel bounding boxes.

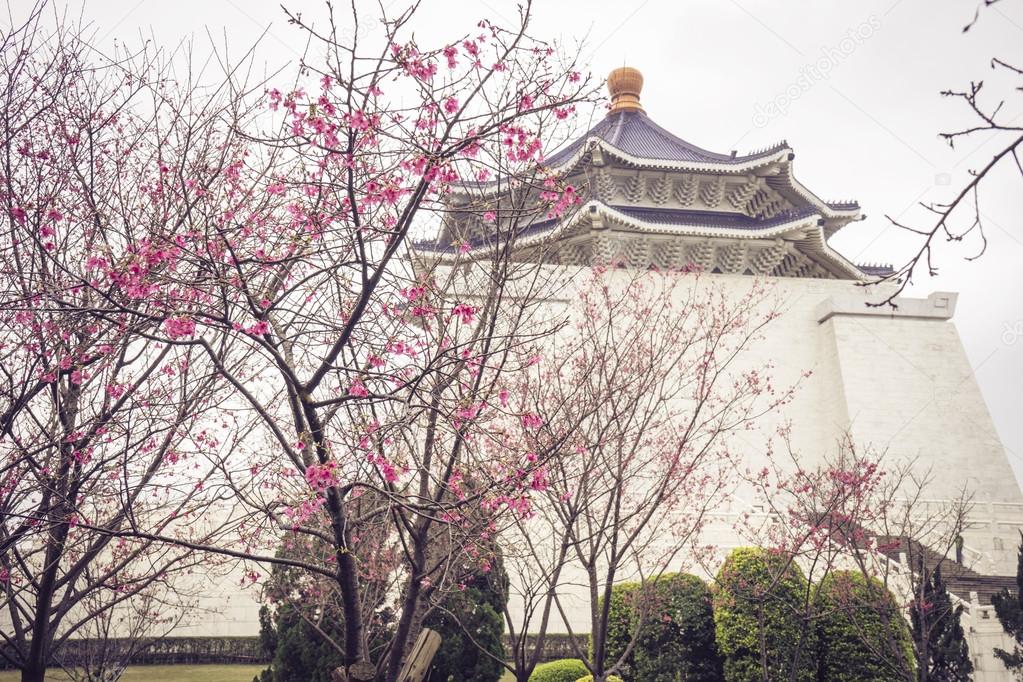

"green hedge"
[817,571,915,681]
[528,658,589,682]
[601,580,633,676]
[713,547,816,682]
[601,574,722,681]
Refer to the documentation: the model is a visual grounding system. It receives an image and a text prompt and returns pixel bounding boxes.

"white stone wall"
[505,267,1023,679]
[9,267,1017,677]
[189,268,1021,676]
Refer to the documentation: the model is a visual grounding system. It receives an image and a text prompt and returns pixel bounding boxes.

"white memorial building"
[163,66,1023,680]
[423,66,1023,680]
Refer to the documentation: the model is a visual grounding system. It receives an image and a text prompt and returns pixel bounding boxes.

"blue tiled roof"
[415,202,881,279]
[857,264,896,277]
[613,205,819,230]
[413,203,820,253]
[545,110,789,167]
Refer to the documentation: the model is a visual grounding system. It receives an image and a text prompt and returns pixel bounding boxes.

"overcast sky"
[14,0,1023,482]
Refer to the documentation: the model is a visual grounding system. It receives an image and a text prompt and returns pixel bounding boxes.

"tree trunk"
[22,660,46,682]
[323,483,371,673]
[385,533,426,682]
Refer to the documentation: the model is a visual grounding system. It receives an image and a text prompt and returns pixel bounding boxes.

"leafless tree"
[873,1,1022,306]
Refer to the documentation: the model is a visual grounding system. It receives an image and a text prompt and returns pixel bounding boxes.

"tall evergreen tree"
[424,553,508,682]
[992,532,1023,673]
[910,564,974,681]
[255,599,346,682]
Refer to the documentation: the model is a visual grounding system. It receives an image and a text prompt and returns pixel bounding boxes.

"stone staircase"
[876,535,1016,605]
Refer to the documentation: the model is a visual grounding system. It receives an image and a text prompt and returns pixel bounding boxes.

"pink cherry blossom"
[163,317,196,339]
[246,320,270,336]
[305,462,338,491]
[521,413,543,430]
[451,303,476,324]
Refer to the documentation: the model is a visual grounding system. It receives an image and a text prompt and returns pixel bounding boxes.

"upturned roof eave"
[549,137,794,174]
[447,138,795,199]
[773,163,862,227]
[413,199,868,280]
[450,141,862,228]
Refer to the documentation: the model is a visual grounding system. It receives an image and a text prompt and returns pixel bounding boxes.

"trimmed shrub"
[600,574,722,681]
[713,547,817,682]
[575,676,623,682]
[816,571,915,681]
[528,658,589,682]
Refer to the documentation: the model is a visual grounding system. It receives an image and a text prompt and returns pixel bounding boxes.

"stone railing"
[0,637,268,670]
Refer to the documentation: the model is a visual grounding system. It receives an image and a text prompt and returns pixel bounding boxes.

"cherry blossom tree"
[735,434,973,680]
[0,6,257,681]
[498,267,790,682]
[46,3,597,680]
[2,1,599,678]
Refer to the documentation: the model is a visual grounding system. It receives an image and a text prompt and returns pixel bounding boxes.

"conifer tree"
[910,564,974,681]
[424,552,508,682]
[992,533,1023,674]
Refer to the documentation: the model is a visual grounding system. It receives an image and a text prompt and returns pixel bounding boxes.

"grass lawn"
[0,665,517,681]
[0,665,265,681]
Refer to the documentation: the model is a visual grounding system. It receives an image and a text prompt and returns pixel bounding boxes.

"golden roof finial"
[607,66,644,114]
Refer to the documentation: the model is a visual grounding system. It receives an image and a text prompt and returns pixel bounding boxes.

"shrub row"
[714,548,914,682]
[532,548,914,682]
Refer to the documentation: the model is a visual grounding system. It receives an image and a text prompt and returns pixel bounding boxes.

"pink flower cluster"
[305,462,338,491]
[244,320,269,336]
[521,413,543,430]
[284,496,325,530]
[483,493,532,518]
[541,183,580,219]
[500,123,543,163]
[163,317,196,339]
[107,240,180,299]
[391,43,438,81]
[451,303,476,324]
[367,452,400,483]
[349,379,370,398]
[443,45,459,69]
[363,177,408,206]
